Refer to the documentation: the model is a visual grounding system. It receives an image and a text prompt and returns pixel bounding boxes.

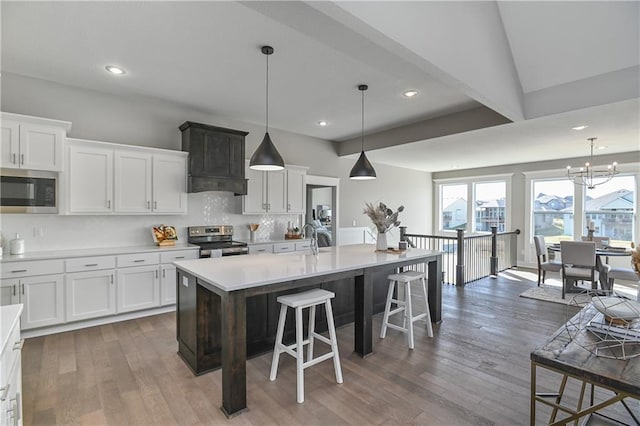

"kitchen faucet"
[302,224,319,255]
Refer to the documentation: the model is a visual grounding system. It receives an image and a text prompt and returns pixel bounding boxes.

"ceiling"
[1,1,639,172]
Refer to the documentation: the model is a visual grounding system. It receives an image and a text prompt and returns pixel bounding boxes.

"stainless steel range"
[188,225,248,258]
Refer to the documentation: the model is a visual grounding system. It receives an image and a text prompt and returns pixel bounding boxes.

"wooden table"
[530,304,640,425]
[174,244,443,417]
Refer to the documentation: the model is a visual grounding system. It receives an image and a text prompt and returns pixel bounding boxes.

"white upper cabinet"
[0,113,70,171]
[114,150,153,213]
[66,138,187,215]
[68,143,114,213]
[152,153,188,214]
[242,162,307,214]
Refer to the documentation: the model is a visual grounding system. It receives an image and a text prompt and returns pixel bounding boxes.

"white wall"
[0,73,432,251]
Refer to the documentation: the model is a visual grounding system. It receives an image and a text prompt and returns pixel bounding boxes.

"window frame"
[434,174,512,235]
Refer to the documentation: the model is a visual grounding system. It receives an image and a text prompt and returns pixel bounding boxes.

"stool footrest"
[303,352,336,369]
[385,323,408,333]
[388,307,405,316]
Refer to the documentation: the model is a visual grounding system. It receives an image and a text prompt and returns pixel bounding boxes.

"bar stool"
[380,270,433,349]
[269,288,343,403]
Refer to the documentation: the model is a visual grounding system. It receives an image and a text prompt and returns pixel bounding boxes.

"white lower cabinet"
[117,265,160,313]
[160,264,177,305]
[1,305,23,426]
[0,275,65,330]
[65,270,116,322]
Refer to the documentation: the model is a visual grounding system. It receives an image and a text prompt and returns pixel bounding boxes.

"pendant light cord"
[361,88,365,152]
[265,52,269,133]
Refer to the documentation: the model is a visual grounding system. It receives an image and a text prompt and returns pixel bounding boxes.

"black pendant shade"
[250,132,285,171]
[350,84,376,180]
[250,45,285,171]
[349,150,377,180]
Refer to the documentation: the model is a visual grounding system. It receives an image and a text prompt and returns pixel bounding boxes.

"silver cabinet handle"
[174,256,185,259]
[12,153,16,164]
[110,275,114,285]
[13,339,24,351]
[288,203,291,211]
[20,283,24,295]
[154,201,157,209]
[107,200,111,209]
[155,270,158,279]
[85,263,98,267]
[0,383,9,401]
[162,269,166,278]
[20,154,24,165]
[147,201,151,209]
[10,270,27,273]
[133,259,145,263]
[12,284,16,296]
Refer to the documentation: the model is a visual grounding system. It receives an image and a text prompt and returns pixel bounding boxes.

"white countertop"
[0,243,199,263]
[243,238,311,246]
[1,304,23,355]
[174,244,441,292]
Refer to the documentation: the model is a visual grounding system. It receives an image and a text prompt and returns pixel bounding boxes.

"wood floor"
[21,269,640,425]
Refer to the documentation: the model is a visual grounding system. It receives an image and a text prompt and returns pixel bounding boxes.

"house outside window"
[531,179,575,243]
[585,175,635,248]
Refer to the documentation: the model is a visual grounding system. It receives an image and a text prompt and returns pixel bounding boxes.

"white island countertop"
[174,244,441,292]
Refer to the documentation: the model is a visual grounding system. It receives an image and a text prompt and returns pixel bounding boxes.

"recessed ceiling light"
[597,145,607,150]
[572,125,588,131]
[403,90,418,98]
[316,120,328,127]
[105,65,126,75]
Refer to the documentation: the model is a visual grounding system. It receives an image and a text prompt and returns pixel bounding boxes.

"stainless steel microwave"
[0,168,58,213]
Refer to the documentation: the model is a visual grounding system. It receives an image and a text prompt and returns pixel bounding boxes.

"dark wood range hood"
[179,121,248,195]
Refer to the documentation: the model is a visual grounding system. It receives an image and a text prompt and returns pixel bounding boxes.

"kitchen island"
[174,244,443,417]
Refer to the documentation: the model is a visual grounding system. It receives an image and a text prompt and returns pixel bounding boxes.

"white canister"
[10,233,25,255]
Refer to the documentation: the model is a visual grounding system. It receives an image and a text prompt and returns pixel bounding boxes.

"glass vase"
[376,232,387,251]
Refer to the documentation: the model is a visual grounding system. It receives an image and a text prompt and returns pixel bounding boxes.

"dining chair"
[533,235,562,286]
[580,236,610,249]
[607,267,640,301]
[560,241,599,299]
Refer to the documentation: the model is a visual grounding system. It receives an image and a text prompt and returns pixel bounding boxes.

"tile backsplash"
[0,192,303,252]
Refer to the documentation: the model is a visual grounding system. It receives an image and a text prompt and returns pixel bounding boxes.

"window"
[474,181,506,232]
[532,179,574,243]
[585,175,635,248]
[441,184,467,230]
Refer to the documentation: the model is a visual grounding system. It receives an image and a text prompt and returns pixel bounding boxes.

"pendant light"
[349,84,377,180]
[250,45,285,171]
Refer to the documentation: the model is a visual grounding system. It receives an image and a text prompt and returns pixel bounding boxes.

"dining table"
[547,243,632,290]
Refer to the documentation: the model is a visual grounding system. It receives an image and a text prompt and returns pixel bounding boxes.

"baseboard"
[22,305,176,339]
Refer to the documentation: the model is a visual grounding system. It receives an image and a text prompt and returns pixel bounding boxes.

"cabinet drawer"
[249,244,273,255]
[1,259,64,279]
[117,252,159,268]
[273,243,295,253]
[66,256,116,273]
[160,250,198,264]
[295,241,312,251]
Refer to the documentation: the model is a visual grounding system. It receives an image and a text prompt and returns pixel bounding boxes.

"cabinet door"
[266,169,287,213]
[19,122,64,171]
[286,168,306,213]
[66,270,116,321]
[68,145,114,213]
[0,279,20,306]
[152,154,187,214]
[243,167,266,213]
[160,264,176,305]
[116,265,160,313]
[0,120,20,169]
[114,150,152,213]
[20,274,65,330]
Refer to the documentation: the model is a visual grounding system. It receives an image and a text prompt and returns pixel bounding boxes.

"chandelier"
[567,138,618,189]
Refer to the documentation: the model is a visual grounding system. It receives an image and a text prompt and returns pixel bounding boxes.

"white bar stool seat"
[269,288,343,403]
[380,270,433,349]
